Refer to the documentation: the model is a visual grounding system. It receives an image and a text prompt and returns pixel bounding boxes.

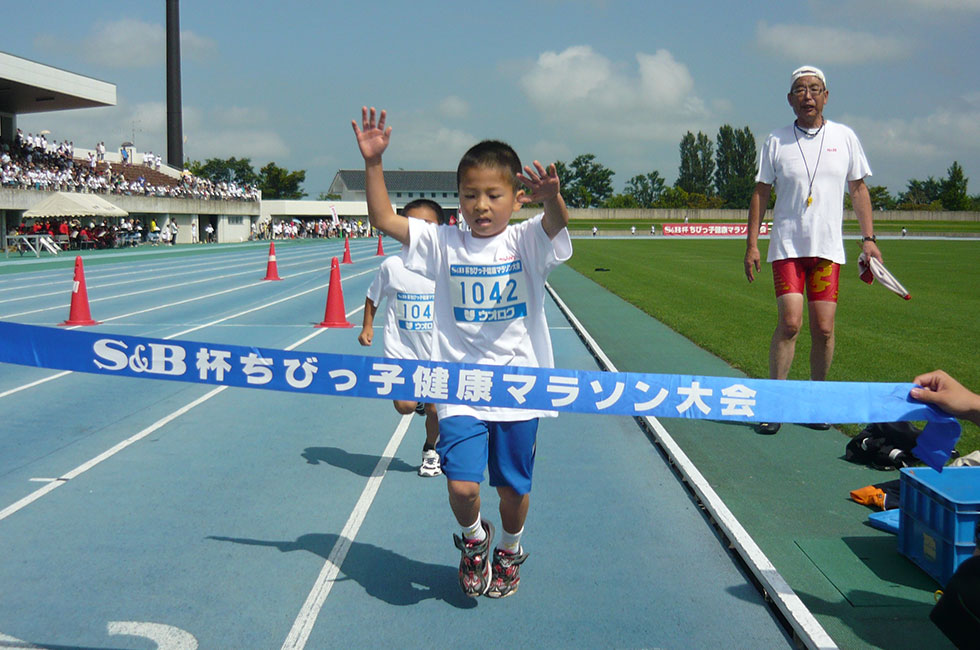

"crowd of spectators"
[1,130,259,202]
[262,218,372,240]
[9,216,140,250]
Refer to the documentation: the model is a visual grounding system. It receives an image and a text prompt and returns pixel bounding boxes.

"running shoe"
[452,520,494,597]
[486,547,528,599]
[803,423,831,430]
[418,449,442,477]
[414,401,426,416]
[755,422,781,435]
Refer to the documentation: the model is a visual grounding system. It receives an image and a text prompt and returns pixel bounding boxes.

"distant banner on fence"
[0,321,960,470]
[662,223,770,237]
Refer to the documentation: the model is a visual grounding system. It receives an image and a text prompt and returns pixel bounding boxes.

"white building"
[328,170,458,209]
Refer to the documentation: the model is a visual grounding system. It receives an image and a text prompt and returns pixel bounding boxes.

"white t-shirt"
[366,252,435,361]
[756,119,871,264]
[405,213,573,421]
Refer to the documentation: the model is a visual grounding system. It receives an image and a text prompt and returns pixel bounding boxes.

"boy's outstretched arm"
[518,161,568,239]
[351,107,409,244]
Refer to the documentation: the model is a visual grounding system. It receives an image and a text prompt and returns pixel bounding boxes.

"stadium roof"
[333,170,457,192]
[0,51,116,115]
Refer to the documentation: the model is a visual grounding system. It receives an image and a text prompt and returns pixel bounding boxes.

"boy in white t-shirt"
[353,107,571,599]
[358,199,444,477]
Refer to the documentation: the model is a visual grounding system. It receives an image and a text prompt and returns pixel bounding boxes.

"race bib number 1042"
[450,261,527,323]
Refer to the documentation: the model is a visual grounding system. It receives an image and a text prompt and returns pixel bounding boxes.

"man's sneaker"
[486,547,528,598]
[414,401,426,416]
[803,422,831,430]
[755,422,781,435]
[452,520,494,597]
[418,449,442,477]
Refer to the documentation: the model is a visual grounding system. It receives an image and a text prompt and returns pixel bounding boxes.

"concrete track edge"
[545,281,837,650]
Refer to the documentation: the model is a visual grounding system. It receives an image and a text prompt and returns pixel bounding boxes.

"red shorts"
[772,257,840,302]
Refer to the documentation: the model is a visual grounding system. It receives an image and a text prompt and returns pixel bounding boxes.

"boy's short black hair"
[401,198,445,225]
[456,140,521,191]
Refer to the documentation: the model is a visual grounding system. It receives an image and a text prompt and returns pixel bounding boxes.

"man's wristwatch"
[862,235,877,243]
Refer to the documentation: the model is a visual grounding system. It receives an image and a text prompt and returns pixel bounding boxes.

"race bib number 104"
[394,292,434,331]
[450,261,527,323]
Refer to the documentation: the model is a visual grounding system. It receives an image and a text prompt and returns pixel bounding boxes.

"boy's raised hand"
[517,161,561,204]
[352,107,391,163]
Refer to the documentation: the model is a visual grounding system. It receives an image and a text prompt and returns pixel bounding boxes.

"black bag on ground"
[845,422,923,470]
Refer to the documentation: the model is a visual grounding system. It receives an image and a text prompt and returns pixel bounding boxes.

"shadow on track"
[300,446,418,476]
[207,534,476,609]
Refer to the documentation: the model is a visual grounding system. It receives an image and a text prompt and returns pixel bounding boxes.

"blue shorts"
[436,416,538,495]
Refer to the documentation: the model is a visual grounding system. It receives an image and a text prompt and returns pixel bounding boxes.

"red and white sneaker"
[452,520,494,597]
[486,547,528,598]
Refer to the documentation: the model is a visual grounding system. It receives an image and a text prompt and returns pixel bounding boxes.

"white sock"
[498,527,523,554]
[462,517,485,543]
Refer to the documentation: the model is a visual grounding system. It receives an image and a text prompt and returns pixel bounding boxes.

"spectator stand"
[3,131,260,203]
[4,191,128,257]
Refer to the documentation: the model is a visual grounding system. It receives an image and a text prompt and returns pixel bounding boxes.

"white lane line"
[0,302,366,523]
[0,266,378,402]
[3,262,313,319]
[0,371,72,399]
[0,248,330,305]
[0,386,226,522]
[544,282,837,650]
[281,414,413,650]
[0,240,342,291]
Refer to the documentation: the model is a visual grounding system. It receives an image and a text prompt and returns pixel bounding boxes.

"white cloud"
[528,139,573,168]
[180,105,289,161]
[519,45,710,143]
[394,125,475,168]
[636,50,695,108]
[438,96,470,119]
[842,97,980,188]
[18,100,165,152]
[896,0,980,10]
[186,129,289,161]
[18,97,288,163]
[34,19,217,68]
[211,106,272,127]
[755,21,911,64]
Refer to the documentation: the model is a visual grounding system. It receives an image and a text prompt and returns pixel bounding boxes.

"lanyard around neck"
[794,120,826,207]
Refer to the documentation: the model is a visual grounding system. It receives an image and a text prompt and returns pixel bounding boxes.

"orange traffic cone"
[315,257,353,328]
[263,241,282,281]
[341,236,353,264]
[59,256,100,326]
[376,233,384,256]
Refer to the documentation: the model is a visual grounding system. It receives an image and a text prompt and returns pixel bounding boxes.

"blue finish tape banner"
[0,321,960,471]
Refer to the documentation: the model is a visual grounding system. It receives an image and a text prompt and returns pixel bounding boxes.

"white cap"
[791,65,826,88]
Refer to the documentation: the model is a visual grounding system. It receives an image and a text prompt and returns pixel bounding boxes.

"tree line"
[184,157,307,200]
[188,135,978,211]
[553,126,979,211]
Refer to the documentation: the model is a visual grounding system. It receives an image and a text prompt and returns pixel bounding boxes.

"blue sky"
[7,0,980,198]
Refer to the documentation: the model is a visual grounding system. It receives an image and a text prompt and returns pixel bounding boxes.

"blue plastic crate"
[898,466,980,586]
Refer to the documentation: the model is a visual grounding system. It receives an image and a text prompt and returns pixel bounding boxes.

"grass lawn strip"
[566,238,980,454]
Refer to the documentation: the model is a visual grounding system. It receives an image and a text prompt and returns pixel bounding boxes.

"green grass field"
[565,238,980,453]
[566,219,980,236]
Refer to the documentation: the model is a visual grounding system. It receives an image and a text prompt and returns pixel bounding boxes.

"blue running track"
[0,239,792,649]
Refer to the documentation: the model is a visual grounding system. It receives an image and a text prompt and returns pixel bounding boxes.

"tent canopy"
[23,192,128,219]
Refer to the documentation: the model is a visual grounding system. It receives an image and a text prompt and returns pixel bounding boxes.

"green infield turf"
[565,238,980,453]
[566,219,980,237]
